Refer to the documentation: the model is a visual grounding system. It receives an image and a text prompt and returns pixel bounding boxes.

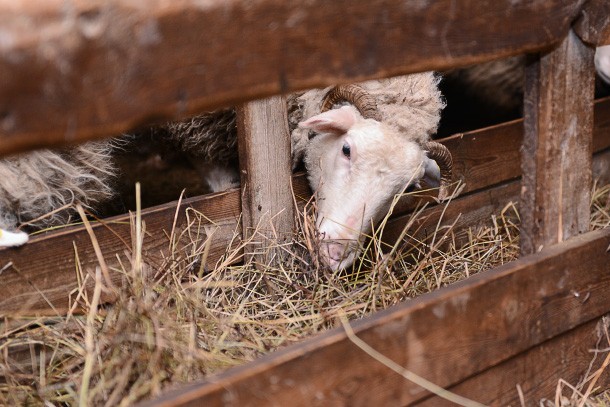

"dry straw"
[1,183,610,406]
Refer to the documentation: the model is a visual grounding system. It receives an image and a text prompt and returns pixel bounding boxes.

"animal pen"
[1,0,610,406]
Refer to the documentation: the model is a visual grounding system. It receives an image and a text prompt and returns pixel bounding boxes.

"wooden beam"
[574,0,610,46]
[383,147,610,252]
[520,29,596,255]
[138,227,610,407]
[0,0,584,156]
[383,181,520,250]
[0,190,242,316]
[2,98,610,315]
[415,317,610,406]
[236,95,294,263]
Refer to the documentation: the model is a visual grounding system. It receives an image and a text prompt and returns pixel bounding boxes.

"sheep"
[0,140,117,247]
[149,108,241,192]
[149,73,451,270]
[292,76,451,269]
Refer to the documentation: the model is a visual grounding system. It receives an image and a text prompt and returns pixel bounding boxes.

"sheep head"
[299,85,452,270]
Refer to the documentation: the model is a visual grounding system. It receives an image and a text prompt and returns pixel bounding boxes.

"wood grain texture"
[0,190,244,315]
[382,181,520,251]
[574,0,610,46]
[387,96,610,220]
[383,145,610,251]
[415,317,610,406]
[138,227,610,407]
[520,29,596,255]
[0,0,585,156]
[2,99,610,315]
[237,95,294,262]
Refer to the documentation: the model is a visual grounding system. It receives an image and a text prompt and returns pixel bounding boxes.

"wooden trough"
[1,0,610,405]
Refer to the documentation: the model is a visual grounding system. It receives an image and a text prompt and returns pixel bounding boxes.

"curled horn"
[321,84,382,121]
[423,141,454,201]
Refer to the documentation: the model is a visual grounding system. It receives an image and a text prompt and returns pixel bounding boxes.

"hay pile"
[1,184,610,406]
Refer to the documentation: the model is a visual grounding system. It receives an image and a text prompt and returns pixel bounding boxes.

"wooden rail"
[138,227,610,407]
[2,96,610,315]
[0,0,586,156]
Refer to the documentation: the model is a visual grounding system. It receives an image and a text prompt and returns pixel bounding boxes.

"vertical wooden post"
[236,95,294,264]
[520,29,595,256]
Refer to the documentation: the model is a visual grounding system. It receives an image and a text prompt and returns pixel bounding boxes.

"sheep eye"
[342,142,351,158]
[405,184,416,193]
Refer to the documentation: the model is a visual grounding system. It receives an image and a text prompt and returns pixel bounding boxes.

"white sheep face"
[300,106,436,270]
[595,45,610,85]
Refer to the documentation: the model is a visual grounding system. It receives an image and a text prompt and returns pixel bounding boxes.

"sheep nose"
[319,238,357,270]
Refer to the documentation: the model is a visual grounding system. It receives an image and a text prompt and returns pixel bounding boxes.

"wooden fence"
[1,0,610,405]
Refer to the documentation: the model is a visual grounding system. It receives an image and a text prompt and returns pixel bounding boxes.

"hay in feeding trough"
[1,183,610,406]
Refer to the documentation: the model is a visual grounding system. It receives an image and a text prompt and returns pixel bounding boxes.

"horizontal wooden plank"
[0,0,584,156]
[574,0,610,46]
[383,179,520,250]
[139,227,610,407]
[0,189,244,315]
[385,145,610,263]
[438,95,610,197]
[415,317,610,406]
[2,98,610,315]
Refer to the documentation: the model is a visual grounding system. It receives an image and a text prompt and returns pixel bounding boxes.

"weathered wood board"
[138,227,610,407]
[0,0,585,156]
[520,30,596,255]
[237,95,295,261]
[415,317,610,406]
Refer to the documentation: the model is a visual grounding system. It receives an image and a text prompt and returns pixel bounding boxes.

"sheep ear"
[422,156,441,187]
[298,106,360,136]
